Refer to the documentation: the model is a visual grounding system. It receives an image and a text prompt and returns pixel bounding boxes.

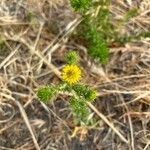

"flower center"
[66,70,74,77]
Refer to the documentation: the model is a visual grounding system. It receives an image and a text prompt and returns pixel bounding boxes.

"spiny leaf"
[70,0,92,12]
[69,97,91,125]
[66,51,79,65]
[86,24,109,64]
[73,84,97,102]
[85,89,97,102]
[37,86,57,103]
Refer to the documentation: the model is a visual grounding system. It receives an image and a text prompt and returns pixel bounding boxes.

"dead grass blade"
[13,100,40,150]
[87,102,129,144]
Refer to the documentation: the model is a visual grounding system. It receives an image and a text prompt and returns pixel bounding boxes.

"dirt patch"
[0,0,150,150]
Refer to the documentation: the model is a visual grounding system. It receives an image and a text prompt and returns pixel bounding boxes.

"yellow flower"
[62,65,81,84]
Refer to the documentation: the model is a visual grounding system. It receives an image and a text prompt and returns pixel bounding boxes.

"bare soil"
[0,0,150,150]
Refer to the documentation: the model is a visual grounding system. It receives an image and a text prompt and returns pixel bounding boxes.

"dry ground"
[0,0,150,150]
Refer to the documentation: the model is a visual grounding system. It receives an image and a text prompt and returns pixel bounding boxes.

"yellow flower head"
[62,65,81,84]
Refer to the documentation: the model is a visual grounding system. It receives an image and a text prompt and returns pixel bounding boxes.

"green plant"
[37,51,97,126]
[69,0,149,62]
[70,0,92,12]
[85,23,109,64]
[70,0,110,64]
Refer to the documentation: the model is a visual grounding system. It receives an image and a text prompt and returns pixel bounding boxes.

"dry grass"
[0,0,150,150]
